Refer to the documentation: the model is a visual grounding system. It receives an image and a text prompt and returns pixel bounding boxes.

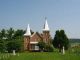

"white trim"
[30,42,38,44]
[30,32,36,37]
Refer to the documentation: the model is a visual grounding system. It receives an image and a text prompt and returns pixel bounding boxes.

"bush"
[37,41,45,51]
[37,41,54,52]
[7,41,21,53]
[44,44,54,52]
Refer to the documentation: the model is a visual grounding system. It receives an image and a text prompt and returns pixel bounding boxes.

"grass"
[0,49,80,60]
[0,46,80,60]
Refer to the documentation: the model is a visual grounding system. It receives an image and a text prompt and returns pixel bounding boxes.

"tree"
[13,29,24,51]
[0,43,5,52]
[0,29,6,53]
[0,28,24,53]
[37,41,45,51]
[52,30,69,52]
[6,28,14,41]
[14,29,24,38]
[6,29,24,52]
[0,29,6,39]
[7,41,21,53]
[37,40,54,52]
[44,44,54,52]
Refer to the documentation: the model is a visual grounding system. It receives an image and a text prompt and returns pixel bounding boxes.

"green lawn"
[0,50,80,60]
[0,47,80,60]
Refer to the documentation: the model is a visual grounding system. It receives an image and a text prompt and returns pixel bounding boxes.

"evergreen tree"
[52,30,69,52]
[0,29,6,53]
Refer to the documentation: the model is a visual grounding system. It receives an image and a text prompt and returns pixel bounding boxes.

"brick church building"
[24,19,51,51]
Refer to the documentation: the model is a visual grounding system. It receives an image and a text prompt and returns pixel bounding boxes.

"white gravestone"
[17,53,19,56]
[13,50,16,55]
[62,46,65,55]
[0,57,1,59]
[7,54,10,57]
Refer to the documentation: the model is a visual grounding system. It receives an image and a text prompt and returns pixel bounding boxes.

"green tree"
[7,41,21,53]
[0,43,5,52]
[0,29,6,53]
[0,29,6,38]
[37,40,54,52]
[6,29,24,52]
[52,30,69,52]
[6,28,14,41]
[37,41,45,51]
[13,29,24,51]
[44,44,54,52]
[0,28,24,53]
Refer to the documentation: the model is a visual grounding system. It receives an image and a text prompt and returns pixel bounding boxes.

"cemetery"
[0,43,80,60]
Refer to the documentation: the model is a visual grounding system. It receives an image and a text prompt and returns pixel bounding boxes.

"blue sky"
[0,0,80,38]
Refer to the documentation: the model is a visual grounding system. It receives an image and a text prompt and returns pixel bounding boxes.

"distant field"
[69,39,80,47]
[69,39,80,43]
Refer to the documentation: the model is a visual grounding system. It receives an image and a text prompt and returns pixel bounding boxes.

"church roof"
[31,32,43,39]
[24,24,31,36]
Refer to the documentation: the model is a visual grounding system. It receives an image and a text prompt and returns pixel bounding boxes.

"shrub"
[44,44,54,52]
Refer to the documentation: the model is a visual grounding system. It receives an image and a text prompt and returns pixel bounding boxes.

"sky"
[0,0,80,38]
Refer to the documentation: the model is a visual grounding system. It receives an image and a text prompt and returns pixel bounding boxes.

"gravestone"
[17,53,19,56]
[3,55,4,59]
[62,46,65,55]
[0,57,1,59]
[13,50,16,55]
[7,53,10,57]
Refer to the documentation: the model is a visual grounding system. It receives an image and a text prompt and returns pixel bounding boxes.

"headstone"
[0,57,1,59]
[3,55,4,59]
[13,50,16,55]
[7,53,10,57]
[62,46,65,55]
[17,53,19,56]
[5,55,7,58]
[72,49,74,52]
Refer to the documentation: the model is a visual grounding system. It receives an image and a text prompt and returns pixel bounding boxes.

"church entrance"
[30,42,39,51]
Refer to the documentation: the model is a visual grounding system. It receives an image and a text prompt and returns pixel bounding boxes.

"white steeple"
[24,24,31,36]
[43,17,50,31]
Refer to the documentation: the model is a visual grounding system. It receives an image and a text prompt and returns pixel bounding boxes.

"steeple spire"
[24,24,31,36]
[43,17,50,31]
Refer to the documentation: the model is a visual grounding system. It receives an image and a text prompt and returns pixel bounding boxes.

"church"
[24,19,51,51]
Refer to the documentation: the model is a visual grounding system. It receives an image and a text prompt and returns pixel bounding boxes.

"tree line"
[0,28,25,53]
[0,28,69,53]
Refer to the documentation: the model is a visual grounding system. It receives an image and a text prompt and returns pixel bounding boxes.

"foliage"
[0,28,24,53]
[0,29,6,53]
[37,41,54,52]
[7,40,21,53]
[37,41,45,51]
[44,44,54,52]
[52,30,69,52]
[0,43,5,52]
[6,28,14,40]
